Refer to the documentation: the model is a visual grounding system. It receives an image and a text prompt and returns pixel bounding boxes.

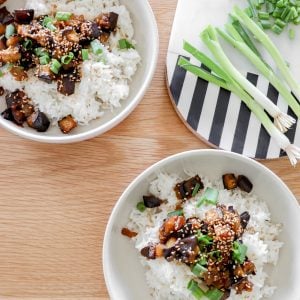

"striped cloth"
[167,52,300,159]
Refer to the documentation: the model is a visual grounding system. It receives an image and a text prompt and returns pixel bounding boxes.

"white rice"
[127,173,283,300]
[0,0,140,125]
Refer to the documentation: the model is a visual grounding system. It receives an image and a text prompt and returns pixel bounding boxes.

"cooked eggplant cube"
[27,110,50,132]
[1,107,14,121]
[237,175,253,193]
[143,195,162,208]
[0,7,14,25]
[58,115,77,134]
[57,76,75,96]
[174,175,203,200]
[14,9,34,24]
[222,173,237,190]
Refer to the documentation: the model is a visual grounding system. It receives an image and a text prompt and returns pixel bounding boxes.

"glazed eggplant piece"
[37,65,55,84]
[159,215,186,244]
[0,46,21,63]
[27,110,50,132]
[237,175,253,193]
[222,173,237,190]
[174,175,204,200]
[240,211,250,229]
[14,9,34,24]
[0,7,14,25]
[0,35,7,50]
[143,195,163,208]
[164,236,200,264]
[141,244,156,260]
[58,115,77,134]
[57,74,76,96]
[97,12,118,32]
[80,21,101,40]
[1,107,13,121]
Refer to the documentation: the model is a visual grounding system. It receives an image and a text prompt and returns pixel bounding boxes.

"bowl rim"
[0,0,159,144]
[102,149,300,299]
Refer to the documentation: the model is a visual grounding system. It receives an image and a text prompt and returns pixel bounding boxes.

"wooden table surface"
[0,1,299,299]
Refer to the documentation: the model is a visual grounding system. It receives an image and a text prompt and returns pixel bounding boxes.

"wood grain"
[0,1,299,299]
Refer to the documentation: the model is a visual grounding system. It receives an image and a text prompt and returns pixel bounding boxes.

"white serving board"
[166,0,300,159]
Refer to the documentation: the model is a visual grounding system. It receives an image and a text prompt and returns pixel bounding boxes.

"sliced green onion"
[197,232,213,246]
[43,16,56,31]
[34,47,48,57]
[202,25,295,132]
[196,187,219,207]
[90,39,103,55]
[191,263,207,277]
[258,11,270,19]
[274,18,286,28]
[0,70,3,77]
[187,280,206,300]
[82,49,89,61]
[23,39,33,50]
[39,55,50,65]
[118,38,135,50]
[192,183,201,197]
[50,59,61,74]
[136,201,146,212]
[198,256,208,266]
[55,11,72,21]
[205,288,224,300]
[61,52,74,65]
[260,19,273,29]
[232,240,248,264]
[217,28,300,118]
[167,209,183,217]
[5,24,15,39]
[232,5,300,100]
[289,28,296,39]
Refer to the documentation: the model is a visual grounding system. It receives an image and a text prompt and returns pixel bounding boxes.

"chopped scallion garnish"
[118,38,135,49]
[50,59,61,74]
[55,11,72,21]
[136,201,146,212]
[196,187,219,207]
[167,209,183,217]
[232,240,248,264]
[61,52,74,65]
[90,39,103,55]
[289,28,296,39]
[5,24,15,39]
[43,16,56,31]
[191,263,207,277]
[192,183,201,197]
[205,288,224,300]
[0,70,3,77]
[34,47,48,57]
[187,280,206,299]
[197,232,213,246]
[23,39,33,50]
[82,49,89,61]
[39,55,50,65]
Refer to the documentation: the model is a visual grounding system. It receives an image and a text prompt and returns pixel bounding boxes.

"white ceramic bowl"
[103,149,300,300]
[0,0,158,143]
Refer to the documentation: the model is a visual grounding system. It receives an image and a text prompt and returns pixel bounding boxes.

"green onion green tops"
[34,47,49,57]
[82,49,89,61]
[23,39,33,50]
[42,16,56,31]
[55,11,72,21]
[196,187,219,207]
[61,52,74,65]
[90,39,103,55]
[192,183,201,197]
[118,38,135,49]
[232,240,248,264]
[191,263,207,277]
[136,202,146,212]
[5,24,15,39]
[167,209,184,217]
[39,55,50,65]
[50,59,61,74]
[187,280,206,299]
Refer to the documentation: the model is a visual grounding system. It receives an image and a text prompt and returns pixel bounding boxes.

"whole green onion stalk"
[200,25,295,133]
[178,54,300,166]
[232,5,300,102]
[217,26,300,121]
